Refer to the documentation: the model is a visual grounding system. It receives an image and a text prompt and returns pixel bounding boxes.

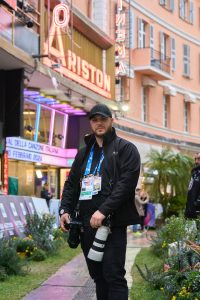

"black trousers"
[80,226,128,300]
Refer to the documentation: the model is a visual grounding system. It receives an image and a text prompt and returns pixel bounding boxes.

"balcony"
[132,48,172,81]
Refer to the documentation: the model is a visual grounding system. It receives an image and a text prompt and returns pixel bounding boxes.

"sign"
[115,0,127,77]
[53,3,70,28]
[6,137,77,167]
[43,4,111,99]
[2,0,17,10]
[3,151,8,195]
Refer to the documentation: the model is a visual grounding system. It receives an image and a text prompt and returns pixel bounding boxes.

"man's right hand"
[60,213,70,232]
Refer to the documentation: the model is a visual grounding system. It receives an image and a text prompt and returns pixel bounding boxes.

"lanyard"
[84,145,104,176]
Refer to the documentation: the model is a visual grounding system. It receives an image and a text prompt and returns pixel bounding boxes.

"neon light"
[115,0,127,77]
[49,110,55,145]
[34,104,41,142]
[62,114,68,149]
[53,4,70,28]
[44,21,112,99]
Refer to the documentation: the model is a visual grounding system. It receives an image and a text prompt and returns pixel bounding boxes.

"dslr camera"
[64,215,82,249]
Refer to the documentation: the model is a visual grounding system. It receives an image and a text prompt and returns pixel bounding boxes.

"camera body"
[64,217,82,249]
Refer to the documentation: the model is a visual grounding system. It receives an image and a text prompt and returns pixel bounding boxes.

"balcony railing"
[150,49,171,74]
[132,47,172,80]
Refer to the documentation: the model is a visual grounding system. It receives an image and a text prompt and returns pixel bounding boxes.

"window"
[183,44,190,76]
[160,32,168,60]
[171,38,176,71]
[160,0,175,11]
[163,95,169,128]
[138,19,146,48]
[184,102,190,132]
[92,0,107,33]
[179,0,194,24]
[23,101,37,141]
[141,87,148,122]
[38,107,51,144]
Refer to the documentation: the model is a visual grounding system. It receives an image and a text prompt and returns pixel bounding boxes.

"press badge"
[93,175,102,195]
[79,175,94,200]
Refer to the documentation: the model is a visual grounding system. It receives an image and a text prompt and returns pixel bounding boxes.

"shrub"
[151,216,197,257]
[25,213,57,254]
[0,238,28,279]
[12,236,36,258]
[31,248,47,261]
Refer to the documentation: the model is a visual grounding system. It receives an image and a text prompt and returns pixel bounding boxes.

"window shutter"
[189,1,194,24]
[179,0,185,18]
[160,0,165,5]
[171,38,176,71]
[169,0,175,11]
[160,32,165,60]
[126,9,134,49]
[92,0,107,33]
[150,25,154,59]
[138,18,142,48]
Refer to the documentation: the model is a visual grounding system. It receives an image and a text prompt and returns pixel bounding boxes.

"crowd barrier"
[0,195,60,239]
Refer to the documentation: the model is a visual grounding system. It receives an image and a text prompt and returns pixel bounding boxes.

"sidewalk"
[23,231,153,300]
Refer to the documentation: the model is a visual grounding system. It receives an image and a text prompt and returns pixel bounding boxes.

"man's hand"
[90,210,106,228]
[60,213,70,232]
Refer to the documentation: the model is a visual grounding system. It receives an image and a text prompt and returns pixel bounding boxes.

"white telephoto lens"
[87,226,110,262]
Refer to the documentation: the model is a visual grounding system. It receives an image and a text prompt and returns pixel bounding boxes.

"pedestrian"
[40,182,52,207]
[0,181,4,195]
[59,103,140,300]
[185,152,200,219]
[134,189,149,232]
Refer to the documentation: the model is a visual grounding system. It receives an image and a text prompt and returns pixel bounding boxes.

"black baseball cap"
[89,103,112,120]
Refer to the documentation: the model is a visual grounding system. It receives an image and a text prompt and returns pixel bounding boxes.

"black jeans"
[80,226,128,300]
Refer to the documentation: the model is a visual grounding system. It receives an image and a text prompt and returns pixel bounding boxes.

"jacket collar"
[84,127,117,147]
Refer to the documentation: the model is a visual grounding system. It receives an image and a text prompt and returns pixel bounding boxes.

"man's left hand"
[90,210,105,228]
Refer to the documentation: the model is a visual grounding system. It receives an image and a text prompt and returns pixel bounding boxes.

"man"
[40,182,52,207]
[185,152,200,219]
[59,103,140,300]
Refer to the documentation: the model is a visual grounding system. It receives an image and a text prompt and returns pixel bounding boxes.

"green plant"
[12,236,36,257]
[25,213,57,254]
[31,248,47,261]
[0,238,28,279]
[151,216,197,257]
[144,148,193,217]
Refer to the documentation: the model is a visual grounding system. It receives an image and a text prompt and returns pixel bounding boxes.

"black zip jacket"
[185,165,200,218]
[60,128,141,226]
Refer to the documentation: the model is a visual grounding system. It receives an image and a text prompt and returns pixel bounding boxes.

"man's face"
[194,153,200,166]
[90,115,113,137]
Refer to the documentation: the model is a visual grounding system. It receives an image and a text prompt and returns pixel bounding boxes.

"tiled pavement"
[23,231,153,300]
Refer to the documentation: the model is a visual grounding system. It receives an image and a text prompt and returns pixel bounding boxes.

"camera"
[194,198,200,214]
[87,220,111,262]
[64,217,82,249]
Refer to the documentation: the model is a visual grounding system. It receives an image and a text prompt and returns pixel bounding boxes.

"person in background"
[40,182,52,207]
[134,189,149,233]
[185,152,200,219]
[0,181,4,195]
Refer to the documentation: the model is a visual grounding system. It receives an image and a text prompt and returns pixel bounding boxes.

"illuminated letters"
[53,3,70,28]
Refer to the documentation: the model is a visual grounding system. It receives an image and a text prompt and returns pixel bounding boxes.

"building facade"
[114,0,200,166]
[0,0,116,196]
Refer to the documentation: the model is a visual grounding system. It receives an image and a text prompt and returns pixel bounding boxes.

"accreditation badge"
[92,175,102,195]
[79,175,94,200]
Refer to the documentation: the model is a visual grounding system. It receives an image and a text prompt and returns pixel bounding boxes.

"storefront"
[6,136,77,197]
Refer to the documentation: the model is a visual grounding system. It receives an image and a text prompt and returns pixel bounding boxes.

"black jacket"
[60,128,141,226]
[185,165,200,218]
